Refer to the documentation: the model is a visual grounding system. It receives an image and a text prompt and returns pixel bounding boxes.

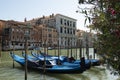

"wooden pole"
[67,38,69,57]
[54,44,56,56]
[57,38,60,65]
[82,46,84,57]
[46,28,48,56]
[75,42,77,60]
[24,29,30,80]
[86,36,89,60]
[25,36,28,80]
[13,43,15,68]
[0,36,1,58]
[94,48,97,59]
[79,39,82,59]
[0,36,1,63]
[43,40,46,73]
[54,44,55,56]
[70,39,72,57]
[46,42,48,55]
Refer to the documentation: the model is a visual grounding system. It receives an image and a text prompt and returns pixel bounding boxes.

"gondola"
[22,52,81,68]
[10,52,84,73]
[31,52,91,69]
[34,51,99,66]
[31,51,100,67]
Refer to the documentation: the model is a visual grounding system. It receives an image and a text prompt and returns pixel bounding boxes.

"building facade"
[0,14,77,50]
[28,14,77,48]
[0,20,58,50]
[55,14,77,48]
[35,24,58,48]
[1,20,33,50]
[76,29,96,48]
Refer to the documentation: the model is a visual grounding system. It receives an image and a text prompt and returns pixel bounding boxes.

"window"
[12,42,14,45]
[48,20,49,23]
[73,30,75,35]
[73,22,76,27]
[65,41,66,45]
[64,19,66,25]
[48,34,52,37]
[70,21,72,27]
[60,18,63,24]
[4,28,10,34]
[12,36,14,39]
[67,20,69,26]
[60,27,63,33]
[28,43,30,46]
[67,28,69,34]
[70,29,72,34]
[64,28,66,33]
[17,36,19,39]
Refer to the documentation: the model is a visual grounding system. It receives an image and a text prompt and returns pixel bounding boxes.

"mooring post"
[43,40,46,73]
[67,38,69,58]
[24,29,30,80]
[0,36,1,63]
[46,42,48,56]
[70,39,72,58]
[75,44,77,60]
[25,37,28,80]
[54,44,56,56]
[94,48,97,59]
[86,36,89,60]
[13,43,15,68]
[79,39,82,59]
[57,38,60,65]
[0,36,1,60]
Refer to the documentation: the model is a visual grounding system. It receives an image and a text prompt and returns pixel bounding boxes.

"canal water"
[0,48,119,80]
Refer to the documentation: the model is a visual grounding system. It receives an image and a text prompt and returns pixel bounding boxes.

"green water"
[0,49,119,80]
